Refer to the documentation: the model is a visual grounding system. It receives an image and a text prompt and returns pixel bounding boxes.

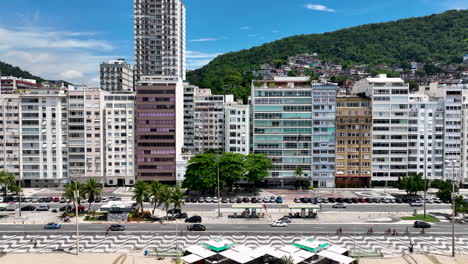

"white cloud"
[189,38,218,42]
[240,26,250,30]
[305,4,335,12]
[186,50,223,69]
[0,26,118,86]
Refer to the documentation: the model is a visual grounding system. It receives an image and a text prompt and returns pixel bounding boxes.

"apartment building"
[135,76,184,183]
[19,89,68,187]
[462,89,468,186]
[0,95,21,178]
[335,95,372,188]
[443,84,463,181]
[182,84,195,153]
[224,102,250,155]
[100,59,134,92]
[311,84,337,188]
[104,94,136,186]
[0,76,41,94]
[353,74,410,185]
[134,0,186,81]
[67,88,105,182]
[252,77,313,184]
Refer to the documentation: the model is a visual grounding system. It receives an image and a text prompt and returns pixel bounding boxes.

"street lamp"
[445,159,457,257]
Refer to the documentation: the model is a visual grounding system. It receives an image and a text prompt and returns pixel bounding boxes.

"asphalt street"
[0,222,466,235]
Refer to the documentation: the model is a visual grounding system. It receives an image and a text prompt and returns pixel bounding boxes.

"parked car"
[372,198,380,203]
[250,197,258,203]
[59,205,72,212]
[109,224,125,231]
[336,198,343,203]
[382,198,390,203]
[24,197,32,203]
[402,197,411,203]
[185,215,202,223]
[365,198,372,203]
[276,197,283,203]
[94,197,102,203]
[59,198,66,203]
[229,198,236,203]
[190,198,198,203]
[271,221,288,227]
[321,198,328,204]
[413,221,431,228]
[53,197,60,203]
[351,198,359,203]
[358,197,366,203]
[175,212,188,219]
[269,196,276,203]
[44,222,61,229]
[198,197,205,203]
[221,198,228,203]
[187,224,206,231]
[343,198,352,203]
[396,198,403,203]
[37,205,50,211]
[242,197,250,203]
[332,203,347,209]
[432,198,441,204]
[410,201,424,207]
[299,197,308,203]
[204,197,213,203]
[31,197,39,203]
[101,197,108,202]
[328,197,336,203]
[424,198,433,204]
[278,216,291,223]
[236,198,242,203]
[212,197,219,203]
[263,197,270,203]
[21,205,36,211]
[167,208,182,215]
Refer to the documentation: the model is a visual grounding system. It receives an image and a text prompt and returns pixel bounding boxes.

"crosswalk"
[1,234,467,257]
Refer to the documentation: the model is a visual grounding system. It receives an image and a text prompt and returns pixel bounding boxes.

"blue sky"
[0,0,466,85]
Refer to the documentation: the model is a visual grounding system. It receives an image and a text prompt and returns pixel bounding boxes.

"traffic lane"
[0,222,464,234]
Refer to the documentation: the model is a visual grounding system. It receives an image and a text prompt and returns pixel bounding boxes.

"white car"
[410,201,424,207]
[270,221,288,227]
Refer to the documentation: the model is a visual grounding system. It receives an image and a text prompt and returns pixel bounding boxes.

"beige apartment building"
[335,95,372,187]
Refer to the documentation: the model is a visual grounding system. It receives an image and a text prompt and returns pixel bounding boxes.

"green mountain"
[187,9,468,101]
[0,61,44,83]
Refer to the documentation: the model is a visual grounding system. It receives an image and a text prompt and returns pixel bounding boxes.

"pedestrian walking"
[33,240,37,248]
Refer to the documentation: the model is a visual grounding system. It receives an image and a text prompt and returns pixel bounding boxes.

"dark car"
[300,197,308,203]
[276,197,283,203]
[372,198,380,203]
[351,198,359,203]
[229,198,236,203]
[59,205,72,211]
[187,224,206,231]
[185,215,202,223]
[198,197,204,203]
[175,212,188,219]
[221,198,228,203]
[94,197,102,203]
[294,198,300,203]
[250,197,258,203]
[343,198,352,203]
[38,197,46,203]
[45,197,53,203]
[336,198,343,203]
[396,198,403,203]
[190,198,198,203]
[184,198,191,203]
[44,222,61,229]
[236,198,242,203]
[365,198,373,203]
[328,197,336,203]
[413,221,431,228]
[402,197,411,203]
[21,205,36,211]
[109,224,125,231]
[167,208,182,215]
[242,197,250,203]
[278,216,291,223]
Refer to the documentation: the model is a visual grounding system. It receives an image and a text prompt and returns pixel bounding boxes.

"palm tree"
[63,181,84,213]
[132,181,149,215]
[83,179,102,211]
[295,167,303,178]
[171,186,186,212]
[0,171,16,197]
[148,181,162,215]
[157,185,174,219]
[281,256,294,264]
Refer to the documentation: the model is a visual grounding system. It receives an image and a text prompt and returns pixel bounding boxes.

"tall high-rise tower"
[134,0,186,82]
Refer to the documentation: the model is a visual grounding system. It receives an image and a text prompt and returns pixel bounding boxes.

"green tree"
[244,154,272,194]
[454,195,468,216]
[431,179,458,203]
[182,153,218,192]
[148,181,162,215]
[83,179,102,211]
[287,70,297,77]
[0,171,16,197]
[396,173,428,196]
[158,185,174,219]
[63,181,85,213]
[132,181,149,215]
[171,186,186,213]
[219,153,246,191]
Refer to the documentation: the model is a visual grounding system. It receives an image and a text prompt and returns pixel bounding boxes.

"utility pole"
[217,115,221,217]
[18,179,22,217]
[73,180,80,256]
[450,160,456,257]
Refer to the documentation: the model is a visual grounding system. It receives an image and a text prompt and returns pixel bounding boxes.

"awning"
[181,254,203,264]
[220,248,254,264]
[232,204,263,209]
[249,246,276,259]
[293,238,329,253]
[185,245,217,258]
[201,239,235,252]
[318,250,355,264]
[326,245,348,255]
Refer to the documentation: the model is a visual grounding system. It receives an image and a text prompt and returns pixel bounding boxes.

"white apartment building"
[19,90,68,187]
[67,88,105,182]
[104,94,136,186]
[0,95,21,178]
[408,94,445,180]
[462,89,468,185]
[353,74,410,185]
[443,85,463,181]
[134,0,186,81]
[100,59,134,92]
[224,102,250,155]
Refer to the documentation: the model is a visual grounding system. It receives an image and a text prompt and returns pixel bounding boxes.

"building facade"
[0,95,21,178]
[0,76,41,94]
[311,84,337,188]
[104,94,136,186]
[134,0,186,81]
[100,59,134,92]
[135,76,183,183]
[335,95,372,188]
[252,77,313,184]
[224,103,250,155]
